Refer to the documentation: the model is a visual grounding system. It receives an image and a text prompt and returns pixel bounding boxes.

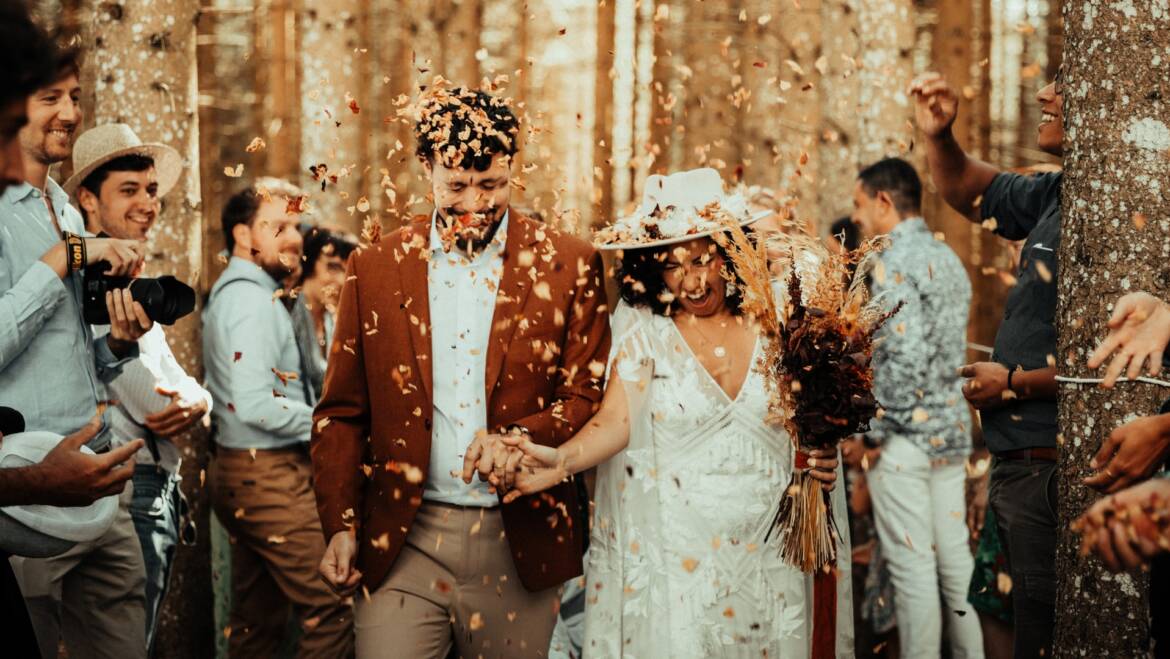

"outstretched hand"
[1087,292,1170,387]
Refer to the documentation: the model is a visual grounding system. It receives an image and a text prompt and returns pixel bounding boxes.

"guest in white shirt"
[69,123,210,654]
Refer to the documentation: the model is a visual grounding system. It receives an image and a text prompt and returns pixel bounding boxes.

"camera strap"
[62,231,86,273]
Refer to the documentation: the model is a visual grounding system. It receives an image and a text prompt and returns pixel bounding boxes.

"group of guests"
[3,2,1170,659]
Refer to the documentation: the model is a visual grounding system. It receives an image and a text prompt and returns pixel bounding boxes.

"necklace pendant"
[713,345,727,358]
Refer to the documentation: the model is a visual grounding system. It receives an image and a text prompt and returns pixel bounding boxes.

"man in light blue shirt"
[203,178,352,657]
[3,53,156,659]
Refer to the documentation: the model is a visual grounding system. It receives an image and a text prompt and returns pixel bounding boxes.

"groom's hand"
[319,530,362,598]
[462,432,522,492]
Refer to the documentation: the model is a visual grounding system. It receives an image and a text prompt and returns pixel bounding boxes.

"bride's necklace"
[690,315,732,358]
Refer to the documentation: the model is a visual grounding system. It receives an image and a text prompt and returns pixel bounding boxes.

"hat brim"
[63,142,183,201]
[595,209,773,251]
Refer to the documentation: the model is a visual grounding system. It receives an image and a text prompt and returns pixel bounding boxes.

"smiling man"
[311,86,610,659]
[910,71,1064,657]
[2,46,160,659]
[203,178,354,658]
[65,123,211,654]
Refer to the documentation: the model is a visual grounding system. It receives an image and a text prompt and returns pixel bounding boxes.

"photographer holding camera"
[66,123,207,655]
[1,52,157,658]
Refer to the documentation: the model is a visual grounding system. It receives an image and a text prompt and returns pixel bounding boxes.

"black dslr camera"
[81,261,196,326]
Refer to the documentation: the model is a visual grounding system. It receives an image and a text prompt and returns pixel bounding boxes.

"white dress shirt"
[96,323,214,472]
[424,211,508,507]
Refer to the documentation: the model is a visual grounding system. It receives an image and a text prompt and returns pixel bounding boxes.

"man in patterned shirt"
[852,157,984,658]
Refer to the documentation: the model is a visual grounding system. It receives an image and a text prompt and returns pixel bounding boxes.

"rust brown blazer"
[310,210,611,592]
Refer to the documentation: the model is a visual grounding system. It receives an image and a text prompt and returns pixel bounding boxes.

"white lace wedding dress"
[582,301,853,658]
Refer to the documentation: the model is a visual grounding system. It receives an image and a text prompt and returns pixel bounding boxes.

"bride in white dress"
[501,170,854,658]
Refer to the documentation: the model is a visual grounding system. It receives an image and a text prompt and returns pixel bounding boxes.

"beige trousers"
[9,484,147,659]
[210,446,354,659]
[355,502,562,659]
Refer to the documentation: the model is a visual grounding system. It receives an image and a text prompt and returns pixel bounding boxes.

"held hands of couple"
[461,429,538,494]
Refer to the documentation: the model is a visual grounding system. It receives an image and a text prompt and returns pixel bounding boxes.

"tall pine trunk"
[81,1,212,656]
[856,0,914,165]
[1053,2,1167,655]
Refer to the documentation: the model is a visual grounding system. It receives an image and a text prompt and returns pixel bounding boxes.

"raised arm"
[910,72,1001,221]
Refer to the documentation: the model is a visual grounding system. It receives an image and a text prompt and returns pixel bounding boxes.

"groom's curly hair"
[614,234,747,317]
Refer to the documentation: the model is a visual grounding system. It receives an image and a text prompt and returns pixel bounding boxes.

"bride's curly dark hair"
[614,234,748,316]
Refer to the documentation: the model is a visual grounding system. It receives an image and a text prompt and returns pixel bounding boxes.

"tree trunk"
[926,0,1006,358]
[817,0,860,231]
[856,0,915,165]
[591,0,615,229]
[1053,1,1167,655]
[299,0,369,233]
[81,1,212,656]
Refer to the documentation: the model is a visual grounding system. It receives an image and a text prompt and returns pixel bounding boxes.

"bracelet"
[62,232,85,273]
[1006,366,1017,394]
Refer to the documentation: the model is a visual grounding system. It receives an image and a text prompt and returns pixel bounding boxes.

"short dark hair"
[615,236,747,317]
[79,153,155,198]
[221,177,303,251]
[829,216,861,252]
[299,225,358,284]
[0,2,59,108]
[413,87,519,171]
[857,157,922,216]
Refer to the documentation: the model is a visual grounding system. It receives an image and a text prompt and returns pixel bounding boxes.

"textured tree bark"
[299,0,369,233]
[856,0,915,165]
[591,0,615,229]
[817,0,860,230]
[1053,1,1167,655]
[80,1,212,656]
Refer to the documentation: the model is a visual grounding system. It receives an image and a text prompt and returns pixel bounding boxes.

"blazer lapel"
[394,216,434,400]
[484,211,540,403]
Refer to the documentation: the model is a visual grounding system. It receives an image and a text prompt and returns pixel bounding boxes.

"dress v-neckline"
[669,318,761,404]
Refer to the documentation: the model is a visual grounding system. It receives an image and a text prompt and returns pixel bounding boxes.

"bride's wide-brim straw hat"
[593,167,770,251]
[63,123,182,201]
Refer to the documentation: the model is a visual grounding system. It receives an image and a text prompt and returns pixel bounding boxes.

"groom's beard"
[437,206,505,256]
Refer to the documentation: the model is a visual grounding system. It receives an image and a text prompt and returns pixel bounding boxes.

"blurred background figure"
[291,224,358,399]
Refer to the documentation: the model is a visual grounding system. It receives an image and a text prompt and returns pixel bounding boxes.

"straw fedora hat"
[594,167,770,251]
[62,123,182,201]
[0,430,119,557]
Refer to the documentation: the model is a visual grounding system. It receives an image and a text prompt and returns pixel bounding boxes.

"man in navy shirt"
[911,71,1063,657]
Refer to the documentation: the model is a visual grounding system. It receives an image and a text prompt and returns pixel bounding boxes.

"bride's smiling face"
[661,238,727,317]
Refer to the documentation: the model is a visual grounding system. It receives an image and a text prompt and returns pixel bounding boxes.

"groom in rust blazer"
[311,87,610,658]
